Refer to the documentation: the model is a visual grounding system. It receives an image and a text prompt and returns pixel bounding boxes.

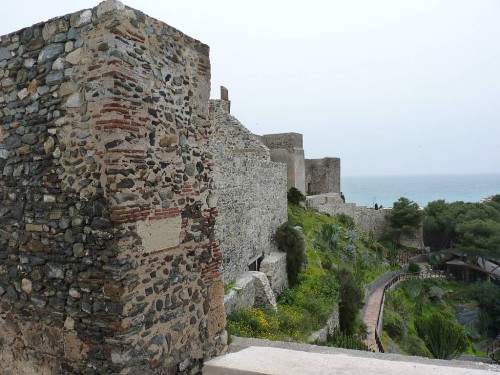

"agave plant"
[415,313,469,359]
[343,244,356,258]
[346,229,358,243]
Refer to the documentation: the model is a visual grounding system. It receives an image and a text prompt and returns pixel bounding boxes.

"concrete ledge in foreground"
[204,345,499,375]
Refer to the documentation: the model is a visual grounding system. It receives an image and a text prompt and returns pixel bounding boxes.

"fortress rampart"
[0,2,424,373]
[260,133,306,194]
[0,2,225,373]
[209,93,288,296]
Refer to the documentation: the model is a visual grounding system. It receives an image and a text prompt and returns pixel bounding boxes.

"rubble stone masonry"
[0,1,225,373]
[209,99,287,292]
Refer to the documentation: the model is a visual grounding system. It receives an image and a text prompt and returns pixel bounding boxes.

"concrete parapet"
[204,345,496,375]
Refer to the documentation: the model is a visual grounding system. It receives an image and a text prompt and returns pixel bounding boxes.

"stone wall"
[0,1,225,374]
[307,304,339,343]
[209,98,288,293]
[306,194,424,249]
[260,132,302,150]
[223,271,278,316]
[305,158,340,195]
[260,132,306,194]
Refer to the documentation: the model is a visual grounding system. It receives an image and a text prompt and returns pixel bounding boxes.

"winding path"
[362,269,445,352]
[362,271,401,352]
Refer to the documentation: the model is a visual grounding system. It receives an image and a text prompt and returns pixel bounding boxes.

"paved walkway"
[361,271,401,352]
[362,269,445,352]
[362,284,386,351]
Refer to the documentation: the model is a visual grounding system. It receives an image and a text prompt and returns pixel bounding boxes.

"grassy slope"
[227,203,392,342]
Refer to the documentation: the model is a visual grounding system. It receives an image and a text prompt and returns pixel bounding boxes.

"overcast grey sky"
[2,1,499,176]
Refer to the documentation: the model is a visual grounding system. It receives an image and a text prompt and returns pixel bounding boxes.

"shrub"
[415,313,469,359]
[275,222,306,286]
[293,266,339,324]
[478,310,492,336]
[336,213,355,229]
[468,282,500,311]
[277,304,312,338]
[325,329,370,351]
[383,310,405,339]
[385,289,412,321]
[407,262,421,274]
[276,261,339,333]
[287,187,306,205]
[320,253,334,270]
[335,268,364,335]
[428,286,445,301]
[400,334,431,357]
[464,325,480,341]
[387,242,398,267]
[402,278,423,300]
[227,307,280,340]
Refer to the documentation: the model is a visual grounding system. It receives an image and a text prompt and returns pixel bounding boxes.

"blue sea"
[341,174,500,208]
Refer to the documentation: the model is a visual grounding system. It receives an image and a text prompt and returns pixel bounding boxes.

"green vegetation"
[228,193,500,361]
[467,282,500,334]
[457,219,500,262]
[227,203,394,347]
[407,262,421,274]
[423,197,500,261]
[335,213,355,230]
[224,278,237,294]
[324,329,370,351]
[382,278,490,359]
[336,268,364,335]
[421,195,500,356]
[287,187,306,205]
[275,222,306,287]
[385,197,424,242]
[415,313,469,359]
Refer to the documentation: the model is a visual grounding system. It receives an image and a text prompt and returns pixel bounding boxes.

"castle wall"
[261,133,306,194]
[0,2,225,374]
[305,158,341,195]
[209,99,288,292]
[306,194,424,249]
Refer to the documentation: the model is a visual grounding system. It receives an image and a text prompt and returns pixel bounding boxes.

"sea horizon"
[341,173,500,209]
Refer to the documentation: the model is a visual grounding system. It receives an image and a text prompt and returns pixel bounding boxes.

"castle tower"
[0,1,225,373]
[260,133,306,194]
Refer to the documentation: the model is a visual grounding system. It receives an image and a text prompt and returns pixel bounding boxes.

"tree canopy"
[423,197,500,261]
[385,197,424,242]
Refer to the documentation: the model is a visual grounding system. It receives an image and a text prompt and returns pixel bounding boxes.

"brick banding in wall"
[0,1,225,373]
